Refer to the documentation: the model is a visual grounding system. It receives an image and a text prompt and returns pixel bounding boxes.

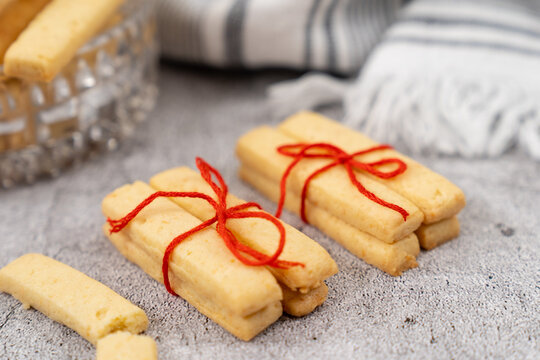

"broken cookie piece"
[0,253,148,345]
[96,332,157,360]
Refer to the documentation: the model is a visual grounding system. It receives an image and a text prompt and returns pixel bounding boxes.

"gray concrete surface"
[0,64,539,359]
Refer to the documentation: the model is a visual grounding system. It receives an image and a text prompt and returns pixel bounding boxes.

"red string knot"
[108,157,303,296]
[275,142,410,222]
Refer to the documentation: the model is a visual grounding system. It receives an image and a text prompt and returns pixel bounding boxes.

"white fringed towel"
[345,0,540,159]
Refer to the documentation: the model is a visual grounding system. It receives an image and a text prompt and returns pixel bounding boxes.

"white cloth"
[157,0,402,74]
[345,0,540,159]
[158,0,540,160]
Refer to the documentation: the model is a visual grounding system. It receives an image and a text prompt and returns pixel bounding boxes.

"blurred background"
[155,0,540,160]
[1,0,540,186]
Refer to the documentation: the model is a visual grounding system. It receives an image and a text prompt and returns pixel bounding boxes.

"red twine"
[108,157,303,296]
[276,143,409,222]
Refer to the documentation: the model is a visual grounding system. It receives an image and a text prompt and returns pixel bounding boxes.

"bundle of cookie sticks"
[101,159,338,341]
[237,112,466,275]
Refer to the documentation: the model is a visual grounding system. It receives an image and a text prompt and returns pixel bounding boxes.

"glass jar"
[0,0,159,188]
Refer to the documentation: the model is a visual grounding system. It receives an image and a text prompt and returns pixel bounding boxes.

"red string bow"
[276,143,409,222]
[108,157,303,296]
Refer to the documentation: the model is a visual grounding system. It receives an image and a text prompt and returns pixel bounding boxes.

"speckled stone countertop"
[1,64,539,359]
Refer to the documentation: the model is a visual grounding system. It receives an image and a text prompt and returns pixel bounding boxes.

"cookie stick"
[96,332,157,360]
[280,283,329,317]
[282,285,328,317]
[149,167,338,294]
[239,166,419,276]
[415,216,460,250]
[278,112,466,224]
[0,0,51,63]
[4,0,124,82]
[236,126,424,244]
[102,181,282,341]
[0,254,148,345]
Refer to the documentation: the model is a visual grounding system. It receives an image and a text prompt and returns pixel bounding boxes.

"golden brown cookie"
[416,216,460,250]
[0,0,14,14]
[4,0,124,81]
[280,283,329,317]
[0,0,50,63]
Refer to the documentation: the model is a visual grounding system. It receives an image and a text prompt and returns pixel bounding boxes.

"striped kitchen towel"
[345,0,540,159]
[157,0,402,74]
